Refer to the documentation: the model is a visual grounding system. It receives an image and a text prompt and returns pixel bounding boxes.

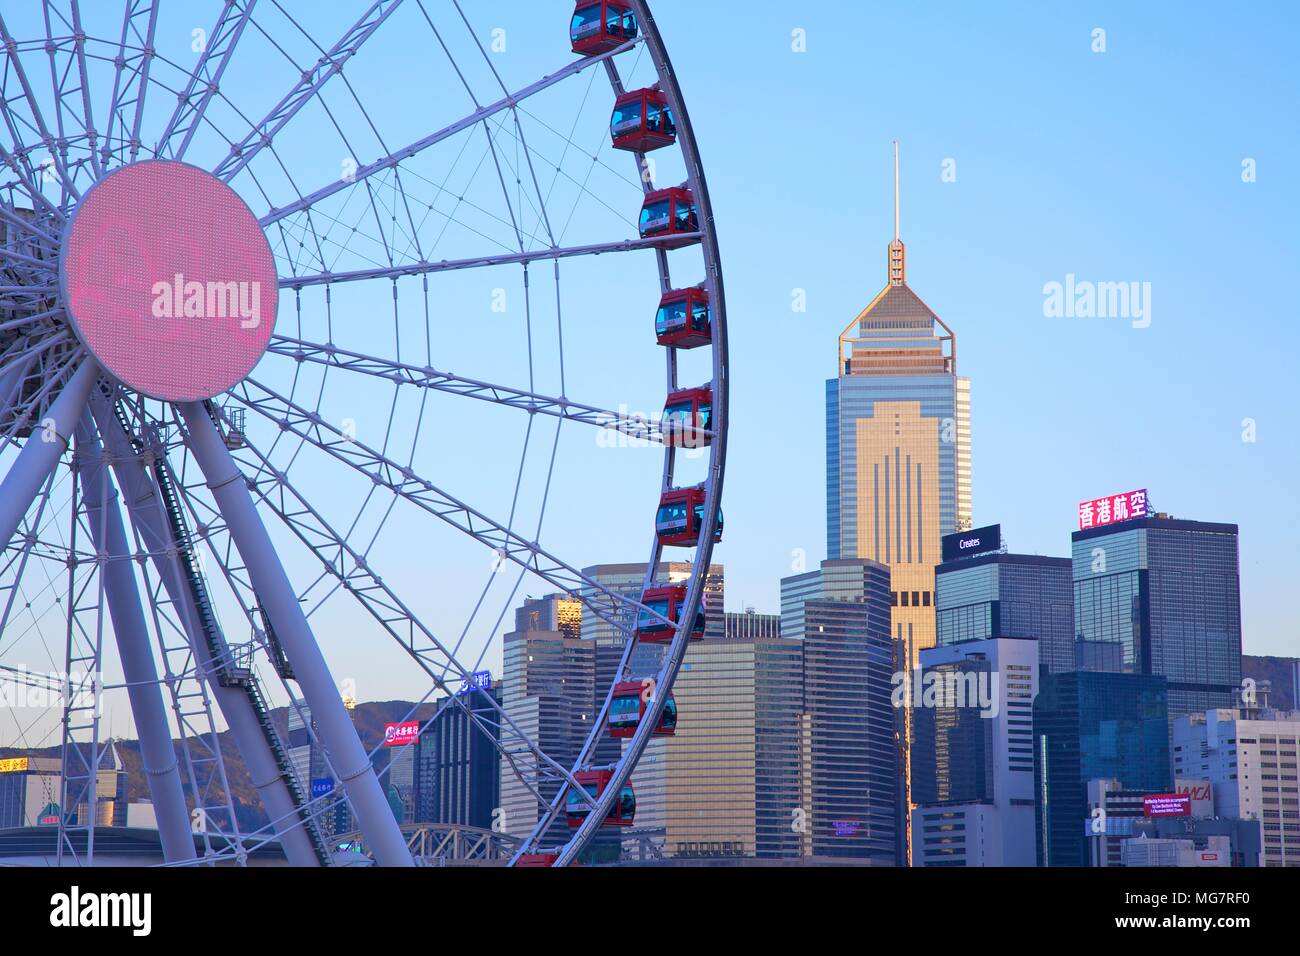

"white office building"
[1173,706,1300,867]
[910,636,1038,866]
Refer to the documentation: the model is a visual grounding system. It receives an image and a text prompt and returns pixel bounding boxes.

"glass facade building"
[936,552,1075,674]
[626,636,805,860]
[1033,671,1171,866]
[1072,516,1242,719]
[781,559,897,863]
[413,684,501,829]
[827,244,970,671]
[826,218,970,863]
[498,598,595,846]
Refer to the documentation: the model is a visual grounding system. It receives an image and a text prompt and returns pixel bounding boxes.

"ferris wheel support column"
[178,402,414,867]
[0,360,98,555]
[72,415,197,864]
[91,399,322,867]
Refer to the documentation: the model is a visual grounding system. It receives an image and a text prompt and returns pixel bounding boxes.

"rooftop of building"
[936,550,1071,572]
[1072,513,1240,543]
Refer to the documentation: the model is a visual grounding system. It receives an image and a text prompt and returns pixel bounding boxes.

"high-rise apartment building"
[910,636,1039,866]
[1072,514,1242,719]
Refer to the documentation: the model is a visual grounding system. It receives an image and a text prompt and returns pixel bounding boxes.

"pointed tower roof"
[838,142,955,377]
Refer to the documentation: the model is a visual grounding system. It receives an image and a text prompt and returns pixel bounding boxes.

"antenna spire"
[888,141,905,286]
[893,139,900,241]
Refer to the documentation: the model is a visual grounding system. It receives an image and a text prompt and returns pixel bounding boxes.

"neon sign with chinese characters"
[1078,489,1148,530]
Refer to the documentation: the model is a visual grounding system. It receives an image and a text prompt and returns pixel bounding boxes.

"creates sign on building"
[383,720,420,747]
[0,757,29,773]
[1143,793,1192,818]
[1078,489,1148,530]
[941,524,1002,563]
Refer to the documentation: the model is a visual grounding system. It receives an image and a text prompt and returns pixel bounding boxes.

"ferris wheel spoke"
[264,334,687,444]
[206,417,596,812]
[101,0,159,168]
[0,13,81,205]
[278,233,698,288]
[0,469,59,648]
[259,36,639,230]
[154,0,258,162]
[211,0,403,184]
[448,0,557,246]
[39,0,103,181]
[229,375,672,637]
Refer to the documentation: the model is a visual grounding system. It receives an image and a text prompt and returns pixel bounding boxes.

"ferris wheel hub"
[59,159,278,403]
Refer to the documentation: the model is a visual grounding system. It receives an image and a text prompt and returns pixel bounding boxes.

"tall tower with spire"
[826,144,972,861]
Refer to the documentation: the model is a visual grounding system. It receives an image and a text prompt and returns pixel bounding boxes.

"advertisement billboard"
[1143,793,1192,818]
[1078,489,1148,530]
[941,524,1002,562]
[383,720,420,747]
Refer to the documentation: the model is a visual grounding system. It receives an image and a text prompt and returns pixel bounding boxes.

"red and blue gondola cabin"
[639,186,698,249]
[656,486,723,547]
[566,770,636,827]
[661,386,712,448]
[655,287,711,348]
[570,1,637,56]
[515,853,563,867]
[635,584,705,644]
[609,680,678,738]
[610,88,676,152]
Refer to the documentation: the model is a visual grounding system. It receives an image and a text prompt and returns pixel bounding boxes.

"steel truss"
[0,0,725,868]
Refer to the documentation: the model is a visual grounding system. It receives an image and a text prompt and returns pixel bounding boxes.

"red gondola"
[635,584,705,644]
[515,853,562,867]
[610,88,676,152]
[655,287,711,349]
[569,2,637,56]
[639,186,699,249]
[566,770,636,827]
[656,486,723,547]
[609,680,678,738]
[661,386,712,448]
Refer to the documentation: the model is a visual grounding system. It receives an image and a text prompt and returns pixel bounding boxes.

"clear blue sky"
[674,0,1298,656]
[3,2,1297,749]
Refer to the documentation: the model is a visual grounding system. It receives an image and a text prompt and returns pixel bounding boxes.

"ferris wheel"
[0,0,726,867]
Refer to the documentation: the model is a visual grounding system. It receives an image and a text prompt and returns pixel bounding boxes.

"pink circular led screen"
[60,159,278,403]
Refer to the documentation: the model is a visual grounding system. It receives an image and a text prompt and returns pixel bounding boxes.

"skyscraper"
[1033,671,1171,866]
[910,636,1039,866]
[498,594,595,845]
[826,145,971,672]
[413,683,501,829]
[1072,512,1242,719]
[826,145,971,862]
[625,635,805,860]
[935,529,1074,675]
[781,558,897,863]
